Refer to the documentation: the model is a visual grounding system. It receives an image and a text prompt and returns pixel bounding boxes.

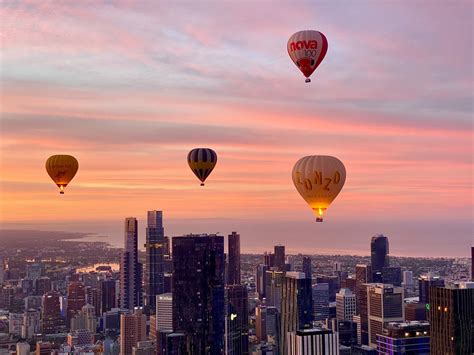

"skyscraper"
[42,291,64,334]
[172,234,225,354]
[367,284,404,347]
[471,246,473,281]
[67,281,86,327]
[120,309,146,355]
[100,279,116,314]
[265,269,284,311]
[280,272,313,353]
[145,210,165,312]
[336,288,356,321]
[302,257,312,280]
[429,285,473,354]
[255,305,279,343]
[256,264,269,300]
[312,283,329,321]
[418,274,444,304]
[226,284,249,355]
[227,232,241,285]
[274,245,286,272]
[287,328,340,355]
[370,235,389,280]
[156,293,173,332]
[120,217,141,310]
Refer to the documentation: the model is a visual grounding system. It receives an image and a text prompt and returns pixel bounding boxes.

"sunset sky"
[1,1,472,256]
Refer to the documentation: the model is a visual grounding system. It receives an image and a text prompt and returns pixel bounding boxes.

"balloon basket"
[60,191,64,194]
[316,217,323,222]
[200,183,205,186]
[305,78,311,83]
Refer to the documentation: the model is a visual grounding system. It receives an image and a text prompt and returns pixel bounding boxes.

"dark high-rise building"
[355,264,372,318]
[274,245,286,272]
[381,266,402,286]
[172,234,225,354]
[41,291,64,334]
[256,264,269,300]
[86,286,101,316]
[35,277,52,296]
[358,283,370,346]
[120,217,141,310]
[164,236,171,257]
[255,305,279,343]
[227,232,241,285]
[226,284,249,355]
[471,246,473,281]
[404,301,427,322]
[312,283,329,321]
[67,281,86,327]
[302,257,312,280]
[370,234,389,279]
[429,285,474,354]
[418,274,444,304]
[145,210,165,312]
[280,272,313,353]
[265,269,284,311]
[101,279,116,314]
[315,275,340,302]
[264,252,274,267]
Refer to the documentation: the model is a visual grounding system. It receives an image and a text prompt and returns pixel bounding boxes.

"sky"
[0,1,472,257]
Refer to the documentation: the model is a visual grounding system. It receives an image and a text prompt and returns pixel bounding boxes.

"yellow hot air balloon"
[292,155,346,222]
[45,155,79,194]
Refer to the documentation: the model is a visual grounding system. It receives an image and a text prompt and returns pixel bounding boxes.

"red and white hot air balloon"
[287,30,328,83]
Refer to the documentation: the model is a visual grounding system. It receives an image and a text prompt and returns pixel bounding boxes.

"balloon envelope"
[46,155,79,194]
[187,148,217,186]
[292,155,345,221]
[287,30,328,82]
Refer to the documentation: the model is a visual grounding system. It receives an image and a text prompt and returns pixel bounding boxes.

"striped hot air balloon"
[187,148,217,186]
[45,155,79,194]
[287,30,328,83]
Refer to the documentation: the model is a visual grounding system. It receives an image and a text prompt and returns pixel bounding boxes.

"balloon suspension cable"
[305,78,311,83]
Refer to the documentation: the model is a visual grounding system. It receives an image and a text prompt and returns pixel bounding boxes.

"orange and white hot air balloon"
[45,155,79,194]
[287,30,328,83]
[292,155,346,222]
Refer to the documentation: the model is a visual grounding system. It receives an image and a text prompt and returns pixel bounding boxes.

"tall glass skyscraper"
[280,272,313,353]
[226,284,249,355]
[145,210,165,312]
[227,232,241,285]
[120,217,141,310]
[172,234,225,354]
[370,234,389,281]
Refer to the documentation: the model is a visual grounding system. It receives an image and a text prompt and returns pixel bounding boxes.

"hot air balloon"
[287,30,328,83]
[45,155,79,194]
[187,148,217,186]
[292,155,345,222]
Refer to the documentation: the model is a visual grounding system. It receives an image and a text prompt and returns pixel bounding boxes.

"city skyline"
[1,1,472,258]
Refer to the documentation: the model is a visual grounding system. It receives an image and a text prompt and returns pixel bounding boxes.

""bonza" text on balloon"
[295,171,341,191]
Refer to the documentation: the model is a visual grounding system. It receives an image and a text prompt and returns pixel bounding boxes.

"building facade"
[227,232,241,285]
[429,285,474,354]
[145,210,165,312]
[367,284,404,347]
[172,234,225,354]
[120,217,142,310]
